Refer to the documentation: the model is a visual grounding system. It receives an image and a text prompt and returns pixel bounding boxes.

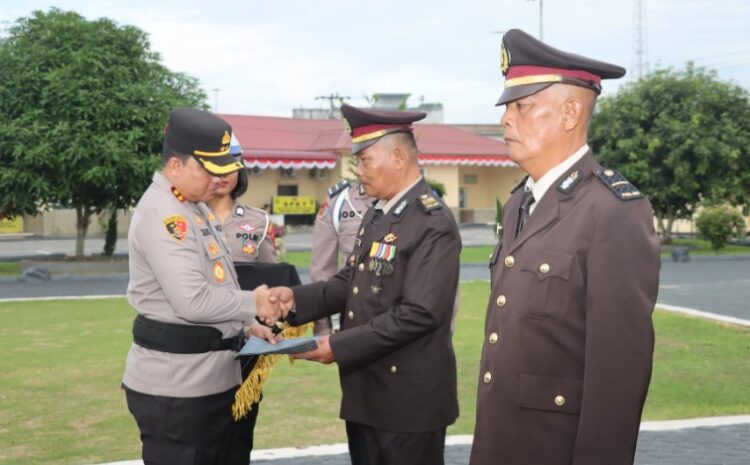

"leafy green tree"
[589,64,750,243]
[0,9,206,257]
[695,205,745,252]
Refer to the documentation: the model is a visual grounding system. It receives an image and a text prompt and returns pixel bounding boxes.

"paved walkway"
[91,416,750,465]
[0,225,500,259]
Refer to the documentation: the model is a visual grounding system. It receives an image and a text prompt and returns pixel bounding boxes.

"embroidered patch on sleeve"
[163,215,188,241]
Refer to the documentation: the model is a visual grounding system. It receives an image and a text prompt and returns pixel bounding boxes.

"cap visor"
[495,82,553,106]
[194,155,244,176]
[351,138,382,155]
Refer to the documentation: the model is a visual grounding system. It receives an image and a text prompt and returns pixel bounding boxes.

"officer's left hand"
[293,335,334,364]
[246,322,282,345]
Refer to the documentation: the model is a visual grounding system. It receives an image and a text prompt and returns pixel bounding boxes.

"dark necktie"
[515,189,536,238]
[371,208,385,226]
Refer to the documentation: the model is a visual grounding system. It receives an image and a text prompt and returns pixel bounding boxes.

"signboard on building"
[0,216,23,234]
[272,196,317,215]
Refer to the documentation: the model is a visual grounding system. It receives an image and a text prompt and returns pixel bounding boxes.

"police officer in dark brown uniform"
[269,104,461,465]
[469,30,660,465]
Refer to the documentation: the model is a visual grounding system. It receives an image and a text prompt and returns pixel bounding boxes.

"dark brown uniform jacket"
[470,152,660,465]
[292,179,461,432]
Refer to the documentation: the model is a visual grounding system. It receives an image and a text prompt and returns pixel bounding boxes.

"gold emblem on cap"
[222,130,230,145]
[500,42,510,74]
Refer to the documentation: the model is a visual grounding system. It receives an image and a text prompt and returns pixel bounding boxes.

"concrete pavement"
[91,416,750,465]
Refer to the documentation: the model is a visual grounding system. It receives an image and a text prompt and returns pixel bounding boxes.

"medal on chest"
[368,238,397,276]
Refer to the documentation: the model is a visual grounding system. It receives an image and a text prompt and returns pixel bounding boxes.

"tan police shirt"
[123,172,257,398]
[221,202,277,264]
[310,182,373,282]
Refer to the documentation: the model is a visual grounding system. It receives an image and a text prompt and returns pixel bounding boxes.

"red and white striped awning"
[419,154,516,167]
[242,150,338,170]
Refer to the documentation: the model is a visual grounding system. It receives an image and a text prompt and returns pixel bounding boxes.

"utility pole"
[526,0,543,41]
[316,93,351,117]
[633,0,648,79]
[212,88,220,113]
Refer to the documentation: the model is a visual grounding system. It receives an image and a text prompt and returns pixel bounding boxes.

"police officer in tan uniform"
[123,108,281,465]
[204,132,277,464]
[209,132,277,265]
[469,30,660,465]
[270,104,461,465]
[311,179,373,335]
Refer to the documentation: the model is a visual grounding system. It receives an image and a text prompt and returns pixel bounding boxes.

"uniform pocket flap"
[518,374,583,414]
[521,251,573,281]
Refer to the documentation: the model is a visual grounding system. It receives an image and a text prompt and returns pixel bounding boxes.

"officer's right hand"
[254,285,282,324]
[268,286,295,316]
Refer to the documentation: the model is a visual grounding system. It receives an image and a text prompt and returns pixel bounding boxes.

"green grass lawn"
[278,239,750,268]
[666,237,750,256]
[0,283,749,464]
[280,246,498,269]
[0,261,21,276]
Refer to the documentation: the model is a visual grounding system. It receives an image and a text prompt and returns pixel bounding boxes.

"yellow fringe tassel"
[231,322,312,420]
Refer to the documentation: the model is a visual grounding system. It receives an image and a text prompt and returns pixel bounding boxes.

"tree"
[0,9,206,257]
[589,64,750,243]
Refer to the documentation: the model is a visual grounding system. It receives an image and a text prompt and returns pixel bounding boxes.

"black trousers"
[347,421,446,465]
[125,386,259,465]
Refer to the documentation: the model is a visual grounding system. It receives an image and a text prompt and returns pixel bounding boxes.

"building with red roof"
[220,113,524,223]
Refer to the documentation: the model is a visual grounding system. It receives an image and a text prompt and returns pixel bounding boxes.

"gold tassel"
[231,322,312,420]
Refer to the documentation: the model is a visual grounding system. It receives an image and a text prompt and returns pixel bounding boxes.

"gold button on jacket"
[489,332,499,344]
[554,395,566,406]
[504,255,515,267]
[483,371,492,384]
[496,294,506,307]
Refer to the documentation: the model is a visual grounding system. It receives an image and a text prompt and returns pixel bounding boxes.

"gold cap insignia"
[222,130,231,145]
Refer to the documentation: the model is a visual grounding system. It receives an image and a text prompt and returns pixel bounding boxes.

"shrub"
[695,206,745,251]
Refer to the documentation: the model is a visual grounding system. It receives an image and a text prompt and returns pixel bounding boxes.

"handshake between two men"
[250,285,335,364]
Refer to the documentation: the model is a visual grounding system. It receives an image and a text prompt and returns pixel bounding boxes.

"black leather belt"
[132,314,244,354]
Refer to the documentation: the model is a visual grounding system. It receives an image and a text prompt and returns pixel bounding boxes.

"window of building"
[277,185,298,196]
[463,174,478,185]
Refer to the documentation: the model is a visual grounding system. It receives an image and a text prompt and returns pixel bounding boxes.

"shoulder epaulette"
[511,176,529,194]
[595,168,644,200]
[418,194,442,213]
[327,180,351,198]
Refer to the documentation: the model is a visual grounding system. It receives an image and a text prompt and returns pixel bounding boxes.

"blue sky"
[1,0,748,123]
